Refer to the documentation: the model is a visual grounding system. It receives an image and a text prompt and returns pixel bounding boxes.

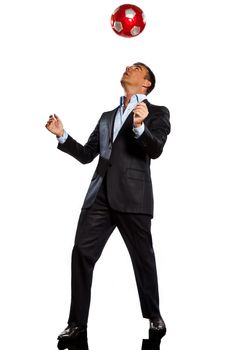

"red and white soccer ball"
[111,4,146,38]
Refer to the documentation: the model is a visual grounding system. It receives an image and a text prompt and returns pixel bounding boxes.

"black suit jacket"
[58,100,170,217]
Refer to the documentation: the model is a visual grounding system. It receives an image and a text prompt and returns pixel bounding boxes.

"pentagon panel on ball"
[111,4,146,38]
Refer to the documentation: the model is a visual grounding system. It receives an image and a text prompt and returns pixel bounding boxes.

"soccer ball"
[111,4,146,38]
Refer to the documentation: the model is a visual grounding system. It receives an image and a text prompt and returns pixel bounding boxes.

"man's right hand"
[45,114,64,137]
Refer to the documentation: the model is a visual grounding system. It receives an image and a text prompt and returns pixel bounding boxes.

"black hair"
[133,62,156,95]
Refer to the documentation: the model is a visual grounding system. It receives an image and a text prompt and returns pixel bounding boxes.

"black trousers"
[68,179,161,325]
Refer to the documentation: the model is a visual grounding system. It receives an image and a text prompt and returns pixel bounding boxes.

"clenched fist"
[45,114,64,137]
[133,102,149,128]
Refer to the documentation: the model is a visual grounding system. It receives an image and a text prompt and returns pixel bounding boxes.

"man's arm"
[57,123,100,164]
[133,105,171,159]
[45,114,100,164]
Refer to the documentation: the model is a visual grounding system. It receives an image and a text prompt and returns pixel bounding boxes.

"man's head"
[120,62,156,95]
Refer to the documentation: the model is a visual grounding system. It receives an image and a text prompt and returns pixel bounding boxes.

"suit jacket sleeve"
[135,105,171,159]
[57,121,100,164]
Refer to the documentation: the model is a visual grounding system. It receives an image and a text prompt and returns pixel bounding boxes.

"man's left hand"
[133,102,149,128]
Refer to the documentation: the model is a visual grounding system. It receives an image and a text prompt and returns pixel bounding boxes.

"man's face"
[120,64,150,91]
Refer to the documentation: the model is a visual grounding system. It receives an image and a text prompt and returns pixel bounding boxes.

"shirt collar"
[120,94,147,107]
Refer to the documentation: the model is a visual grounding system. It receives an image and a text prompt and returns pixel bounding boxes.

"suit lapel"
[108,108,118,142]
[113,111,134,142]
[99,107,118,159]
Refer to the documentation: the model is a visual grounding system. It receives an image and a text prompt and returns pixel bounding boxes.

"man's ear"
[142,80,151,88]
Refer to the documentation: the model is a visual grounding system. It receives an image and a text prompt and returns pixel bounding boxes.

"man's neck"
[124,95,132,109]
[123,86,145,108]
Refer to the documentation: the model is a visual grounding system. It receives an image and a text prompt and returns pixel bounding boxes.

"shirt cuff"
[57,130,68,144]
[133,123,145,139]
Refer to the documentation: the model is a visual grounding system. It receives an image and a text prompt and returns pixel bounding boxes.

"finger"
[54,113,60,120]
[134,104,144,110]
[133,108,143,116]
[133,107,141,113]
[136,102,147,108]
[138,103,148,111]
[46,119,53,126]
[135,106,146,112]
[135,102,142,107]
[134,115,142,121]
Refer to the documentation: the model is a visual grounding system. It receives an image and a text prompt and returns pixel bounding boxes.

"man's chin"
[120,78,125,87]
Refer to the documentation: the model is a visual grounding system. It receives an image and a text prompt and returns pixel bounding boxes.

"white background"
[0,0,233,349]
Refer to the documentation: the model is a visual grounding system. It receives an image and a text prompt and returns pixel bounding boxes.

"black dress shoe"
[149,317,166,339]
[58,324,87,341]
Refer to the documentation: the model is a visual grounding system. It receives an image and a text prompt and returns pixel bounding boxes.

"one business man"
[46,62,170,344]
